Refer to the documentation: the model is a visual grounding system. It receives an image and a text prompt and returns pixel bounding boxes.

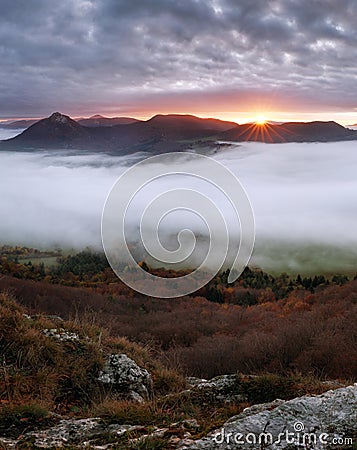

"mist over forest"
[1,129,356,275]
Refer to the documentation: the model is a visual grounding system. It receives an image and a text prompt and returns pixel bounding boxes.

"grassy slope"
[0,291,341,448]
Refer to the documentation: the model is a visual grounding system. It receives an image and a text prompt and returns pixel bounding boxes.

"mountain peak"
[89,114,106,119]
[49,112,70,124]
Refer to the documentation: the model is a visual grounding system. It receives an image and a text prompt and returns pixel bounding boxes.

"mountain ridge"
[1,112,356,153]
[0,118,40,129]
[77,115,140,127]
[221,120,355,143]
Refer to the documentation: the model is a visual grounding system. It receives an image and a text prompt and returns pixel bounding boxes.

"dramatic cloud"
[1,141,356,274]
[0,0,356,121]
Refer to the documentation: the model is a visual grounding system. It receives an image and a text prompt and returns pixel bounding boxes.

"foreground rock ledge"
[178,385,357,449]
[0,386,355,449]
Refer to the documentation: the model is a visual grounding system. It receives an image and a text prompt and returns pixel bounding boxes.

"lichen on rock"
[178,385,357,449]
[98,353,153,401]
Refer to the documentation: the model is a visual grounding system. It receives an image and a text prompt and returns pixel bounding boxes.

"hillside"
[147,114,237,132]
[0,112,237,153]
[221,120,357,143]
[2,290,354,449]
[0,248,356,379]
[0,118,39,129]
[3,112,94,149]
[0,251,356,448]
[77,114,140,127]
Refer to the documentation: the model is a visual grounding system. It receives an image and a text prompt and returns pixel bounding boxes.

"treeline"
[0,245,61,259]
[0,271,356,380]
[0,250,354,307]
[0,248,356,380]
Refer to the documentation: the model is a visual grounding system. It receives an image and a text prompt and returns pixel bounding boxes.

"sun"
[255,115,267,125]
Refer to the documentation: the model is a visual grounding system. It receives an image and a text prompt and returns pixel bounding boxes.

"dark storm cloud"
[0,0,356,117]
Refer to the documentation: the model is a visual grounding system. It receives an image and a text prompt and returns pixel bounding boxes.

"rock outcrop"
[1,417,200,449]
[98,353,152,401]
[1,386,356,449]
[184,374,246,405]
[16,418,144,449]
[43,328,80,342]
[178,385,357,449]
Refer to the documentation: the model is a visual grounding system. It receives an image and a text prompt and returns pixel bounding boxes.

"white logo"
[294,421,305,432]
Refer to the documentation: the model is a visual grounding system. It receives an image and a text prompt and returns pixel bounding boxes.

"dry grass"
[0,290,344,445]
[0,291,104,412]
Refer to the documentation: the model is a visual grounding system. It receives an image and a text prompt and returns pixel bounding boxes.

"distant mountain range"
[0,114,140,129]
[0,119,40,129]
[1,112,356,153]
[221,120,356,143]
[77,115,140,127]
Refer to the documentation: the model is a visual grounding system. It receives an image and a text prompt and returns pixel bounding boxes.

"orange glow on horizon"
[228,120,301,143]
[254,115,267,125]
[1,110,356,127]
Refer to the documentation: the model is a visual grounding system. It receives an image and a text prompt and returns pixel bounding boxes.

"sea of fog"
[0,127,356,275]
[0,128,26,140]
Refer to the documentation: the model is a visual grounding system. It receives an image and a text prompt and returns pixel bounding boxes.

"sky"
[1,0,357,124]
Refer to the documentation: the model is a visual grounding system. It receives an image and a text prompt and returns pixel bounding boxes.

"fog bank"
[1,140,356,274]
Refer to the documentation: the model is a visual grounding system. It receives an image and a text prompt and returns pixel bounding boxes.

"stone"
[42,328,80,342]
[0,437,17,449]
[187,377,208,387]
[98,353,152,400]
[17,418,142,448]
[182,374,245,405]
[19,418,103,448]
[229,399,285,421]
[177,385,357,449]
